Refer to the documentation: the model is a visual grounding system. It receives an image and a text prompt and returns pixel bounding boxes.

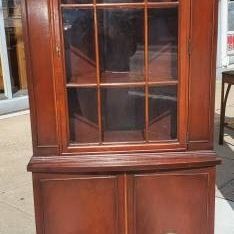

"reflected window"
[68,88,99,143]
[98,9,145,83]
[148,8,178,82]
[149,85,177,140]
[101,87,145,142]
[63,9,96,84]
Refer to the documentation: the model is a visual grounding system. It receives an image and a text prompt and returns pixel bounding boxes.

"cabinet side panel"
[24,0,58,153]
[188,0,217,148]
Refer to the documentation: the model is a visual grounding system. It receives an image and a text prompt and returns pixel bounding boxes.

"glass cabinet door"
[60,0,182,147]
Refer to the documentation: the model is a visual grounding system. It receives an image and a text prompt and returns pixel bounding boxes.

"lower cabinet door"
[34,174,123,234]
[33,169,215,234]
[132,169,215,234]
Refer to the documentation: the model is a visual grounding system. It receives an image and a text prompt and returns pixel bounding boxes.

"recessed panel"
[148,8,178,82]
[67,88,99,143]
[134,173,208,234]
[101,87,145,142]
[98,9,144,83]
[41,176,119,234]
[63,9,96,84]
[148,85,177,140]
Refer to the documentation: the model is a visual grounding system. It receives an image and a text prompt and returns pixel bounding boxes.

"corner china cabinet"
[23,0,221,233]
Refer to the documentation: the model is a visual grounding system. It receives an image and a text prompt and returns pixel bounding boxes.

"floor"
[0,81,233,234]
[214,81,234,234]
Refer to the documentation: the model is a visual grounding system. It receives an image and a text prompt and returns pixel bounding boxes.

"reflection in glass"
[148,8,178,82]
[98,9,144,83]
[68,88,99,143]
[63,9,96,84]
[101,87,145,142]
[149,85,177,140]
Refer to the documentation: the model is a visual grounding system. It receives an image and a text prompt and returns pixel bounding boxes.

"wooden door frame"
[51,0,191,155]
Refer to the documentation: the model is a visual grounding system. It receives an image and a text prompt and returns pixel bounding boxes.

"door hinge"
[55,44,61,57]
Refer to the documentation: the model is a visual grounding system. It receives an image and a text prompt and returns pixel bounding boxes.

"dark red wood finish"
[22,0,220,233]
[36,175,123,234]
[22,0,59,155]
[188,0,218,150]
[133,168,216,234]
[32,164,218,234]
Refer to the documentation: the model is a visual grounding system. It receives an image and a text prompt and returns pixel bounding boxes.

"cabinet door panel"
[134,172,209,234]
[38,175,121,234]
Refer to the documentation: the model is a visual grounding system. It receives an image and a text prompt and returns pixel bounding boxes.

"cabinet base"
[29,151,220,234]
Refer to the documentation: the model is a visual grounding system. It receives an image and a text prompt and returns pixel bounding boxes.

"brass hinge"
[55,44,61,57]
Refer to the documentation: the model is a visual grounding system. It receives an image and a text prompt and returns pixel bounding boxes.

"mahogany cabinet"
[23,0,221,233]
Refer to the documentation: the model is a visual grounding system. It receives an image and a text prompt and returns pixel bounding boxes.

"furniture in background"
[23,0,221,233]
[219,70,234,144]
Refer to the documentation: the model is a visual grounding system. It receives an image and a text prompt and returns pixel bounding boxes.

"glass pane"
[148,85,177,140]
[2,0,27,95]
[67,88,99,143]
[62,0,93,4]
[98,9,144,83]
[148,8,178,82]
[101,87,145,142]
[63,9,96,84]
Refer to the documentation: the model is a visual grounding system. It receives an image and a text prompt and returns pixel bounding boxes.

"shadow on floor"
[214,113,234,208]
